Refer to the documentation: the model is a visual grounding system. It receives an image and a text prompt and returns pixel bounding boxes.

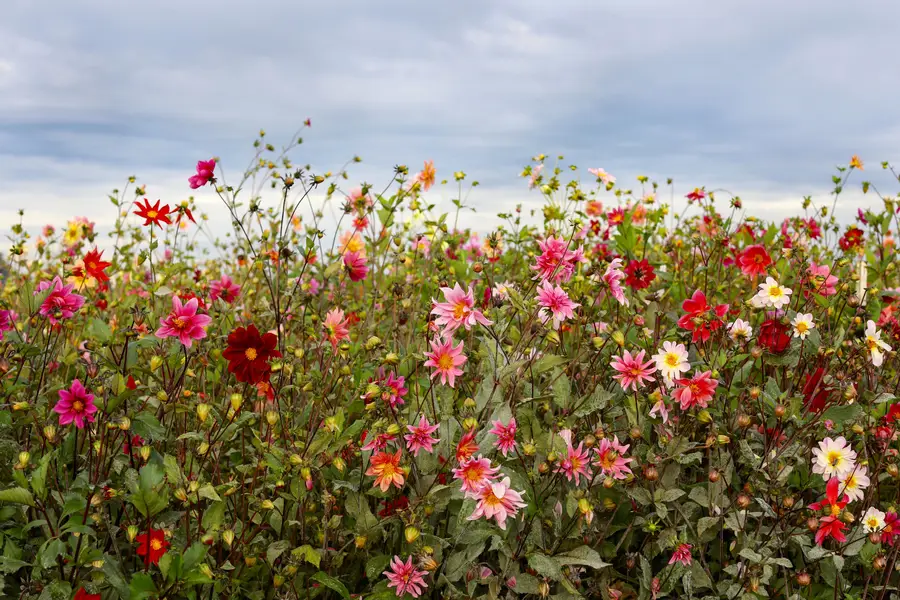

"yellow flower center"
[150,539,163,551]
[147,210,158,218]
[452,303,467,320]
[72,400,84,413]
[768,286,783,298]
[438,354,454,370]
[173,317,186,329]
[830,505,841,517]
[796,322,809,334]
[245,347,258,361]
[826,451,843,467]
[664,353,680,368]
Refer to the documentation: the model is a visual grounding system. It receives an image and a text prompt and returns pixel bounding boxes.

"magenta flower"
[423,337,467,388]
[489,418,517,457]
[404,416,440,457]
[468,476,527,530]
[611,349,657,392]
[155,296,212,348]
[188,158,216,189]
[53,379,98,429]
[531,236,583,283]
[0,309,17,340]
[555,429,592,485]
[209,275,240,304]
[343,251,369,282]
[430,283,492,335]
[361,432,397,453]
[593,436,634,480]
[669,543,693,566]
[383,555,428,598]
[38,276,85,325]
[536,281,579,330]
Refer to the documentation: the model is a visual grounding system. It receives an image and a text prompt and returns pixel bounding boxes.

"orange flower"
[850,155,864,170]
[366,449,405,492]
[418,160,436,191]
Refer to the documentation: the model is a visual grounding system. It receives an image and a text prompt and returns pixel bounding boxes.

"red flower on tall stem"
[736,245,772,278]
[623,259,656,290]
[135,528,170,565]
[222,325,282,384]
[677,290,728,343]
[808,478,849,545]
[134,199,173,227]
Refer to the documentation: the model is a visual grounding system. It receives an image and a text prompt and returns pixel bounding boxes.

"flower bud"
[290,453,302,465]
[156,390,168,402]
[150,356,163,371]
[43,425,56,442]
[737,414,752,428]
[139,446,151,461]
[888,464,899,478]
[197,403,210,423]
[355,535,367,549]
[718,435,731,446]
[737,494,751,509]
[463,397,476,409]
[273,574,284,588]
[119,416,131,431]
[261,499,275,510]
[612,331,625,347]
[126,525,139,542]
[17,452,30,469]
[198,441,210,455]
[796,572,810,587]
[874,555,887,570]
[774,404,786,418]
[644,466,659,481]
[539,581,550,598]
[266,411,278,426]
[523,442,536,456]
[405,526,420,544]
[697,410,712,424]
[222,529,235,546]
[230,393,243,412]
[709,470,720,483]
[463,417,478,431]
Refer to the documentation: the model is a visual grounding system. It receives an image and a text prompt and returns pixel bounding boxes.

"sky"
[2,0,900,243]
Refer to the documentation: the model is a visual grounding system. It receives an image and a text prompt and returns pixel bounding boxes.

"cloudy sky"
[2,0,899,240]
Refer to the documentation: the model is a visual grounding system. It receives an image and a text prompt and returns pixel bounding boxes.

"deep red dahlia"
[222,325,282,384]
[758,319,791,354]
[623,259,656,290]
[839,226,864,251]
[135,528,169,566]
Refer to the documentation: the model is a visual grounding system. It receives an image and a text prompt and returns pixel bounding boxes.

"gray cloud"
[2,0,899,234]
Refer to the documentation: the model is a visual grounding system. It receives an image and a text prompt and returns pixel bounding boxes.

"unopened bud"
[197,403,210,422]
[230,394,243,412]
[405,526,420,544]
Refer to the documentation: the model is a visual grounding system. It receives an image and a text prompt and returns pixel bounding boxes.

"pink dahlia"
[188,158,216,189]
[424,337,467,388]
[610,349,657,392]
[468,477,527,530]
[38,276,85,325]
[383,555,428,598]
[209,275,240,304]
[536,281,579,330]
[489,418,517,457]
[453,455,499,498]
[155,296,212,348]
[53,379,98,429]
[671,371,718,410]
[404,416,440,457]
[555,429,592,485]
[430,283,492,335]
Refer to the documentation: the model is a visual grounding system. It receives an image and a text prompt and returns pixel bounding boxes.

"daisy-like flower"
[610,349,657,392]
[791,313,815,339]
[751,277,793,309]
[727,318,753,343]
[839,466,870,503]
[134,198,173,227]
[588,167,615,186]
[812,437,857,480]
[593,436,633,480]
[383,555,428,598]
[404,416,440,457]
[155,295,212,348]
[671,371,718,410]
[649,397,670,424]
[862,507,887,533]
[536,281,579,330]
[423,337,467,388]
[53,379,98,429]
[452,455,499,498]
[366,449,405,492]
[68,248,112,289]
[864,320,892,367]
[468,477,527,530]
[489,418,517,457]
[652,341,690,385]
[531,236,582,283]
[430,283,492,335]
[323,308,350,350]
[555,429,592,485]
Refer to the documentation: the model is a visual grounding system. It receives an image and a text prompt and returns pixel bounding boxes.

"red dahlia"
[222,324,282,384]
[135,527,169,566]
[758,319,791,354]
[623,259,656,290]
[736,245,772,278]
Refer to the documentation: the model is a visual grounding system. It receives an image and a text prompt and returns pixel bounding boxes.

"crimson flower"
[839,226,864,251]
[758,319,791,354]
[135,528,170,566]
[808,478,849,545]
[802,367,831,413]
[623,259,656,290]
[74,589,101,600]
[222,325,282,384]
[677,290,728,343]
[882,512,900,546]
[134,199,173,227]
[736,245,772,278]
[79,248,111,283]
[189,158,217,189]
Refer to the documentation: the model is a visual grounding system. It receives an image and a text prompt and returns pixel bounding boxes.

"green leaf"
[527,553,562,581]
[822,403,863,425]
[554,545,611,570]
[31,453,52,501]
[311,572,350,599]
[267,540,291,566]
[0,487,35,507]
[88,317,112,342]
[202,502,225,532]
[37,581,72,600]
[38,538,65,569]
[129,572,156,600]
[293,544,322,569]
[365,555,391,580]
[183,542,208,573]
[198,483,221,502]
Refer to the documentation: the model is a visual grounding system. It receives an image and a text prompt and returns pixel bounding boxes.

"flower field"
[2,132,900,600]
